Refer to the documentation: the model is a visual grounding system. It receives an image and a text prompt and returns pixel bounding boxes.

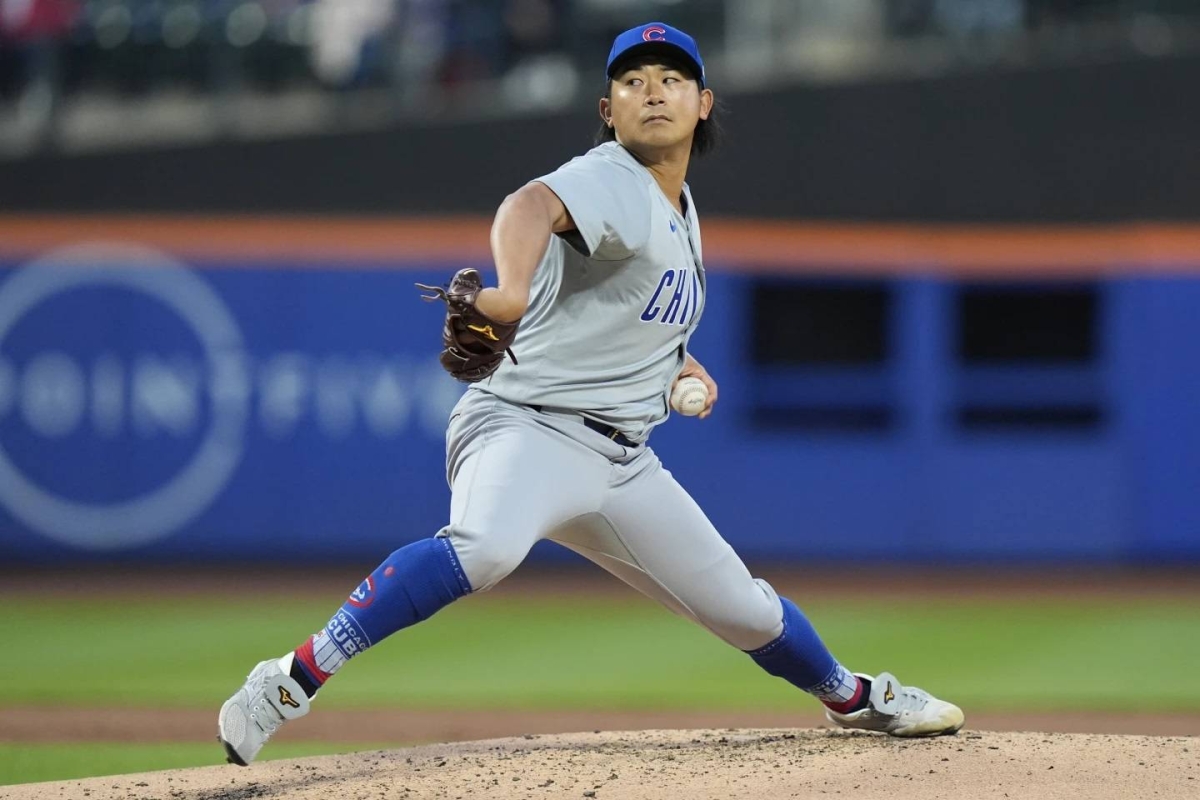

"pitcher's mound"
[3,729,1194,800]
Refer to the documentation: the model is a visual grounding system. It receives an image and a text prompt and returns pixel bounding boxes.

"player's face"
[602,60,713,155]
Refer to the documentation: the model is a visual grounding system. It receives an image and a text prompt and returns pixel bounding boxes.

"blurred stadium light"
[3,0,1200,156]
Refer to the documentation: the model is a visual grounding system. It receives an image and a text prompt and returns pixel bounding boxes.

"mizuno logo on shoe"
[278,687,300,709]
[884,681,895,703]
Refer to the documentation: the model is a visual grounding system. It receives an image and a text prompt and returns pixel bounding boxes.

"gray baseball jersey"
[478,141,706,443]
[439,141,784,657]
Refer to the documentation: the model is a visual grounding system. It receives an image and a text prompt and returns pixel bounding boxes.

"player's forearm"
[479,186,557,322]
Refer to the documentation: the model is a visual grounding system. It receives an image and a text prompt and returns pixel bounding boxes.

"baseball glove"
[416,268,519,383]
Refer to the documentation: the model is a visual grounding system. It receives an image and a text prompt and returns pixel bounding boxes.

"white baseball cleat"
[825,671,964,737]
[218,659,310,766]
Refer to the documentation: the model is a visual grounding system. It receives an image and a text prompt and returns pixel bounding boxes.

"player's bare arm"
[475,183,575,323]
[676,353,718,419]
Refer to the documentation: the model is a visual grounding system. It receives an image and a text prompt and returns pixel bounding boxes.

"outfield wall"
[0,218,1197,564]
[3,54,1199,222]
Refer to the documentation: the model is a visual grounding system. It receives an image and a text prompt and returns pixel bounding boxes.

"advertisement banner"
[0,243,467,560]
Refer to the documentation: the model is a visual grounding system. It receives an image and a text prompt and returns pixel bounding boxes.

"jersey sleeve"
[535,151,651,261]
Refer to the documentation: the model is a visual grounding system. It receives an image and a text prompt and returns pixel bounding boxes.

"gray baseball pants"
[437,388,785,651]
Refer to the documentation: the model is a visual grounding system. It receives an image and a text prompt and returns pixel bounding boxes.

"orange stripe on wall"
[0,216,495,265]
[1,215,1199,276]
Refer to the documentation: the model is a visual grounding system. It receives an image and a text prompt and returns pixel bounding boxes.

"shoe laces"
[244,665,286,737]
[894,684,931,714]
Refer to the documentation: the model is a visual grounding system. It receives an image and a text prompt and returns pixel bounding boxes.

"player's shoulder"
[559,142,650,182]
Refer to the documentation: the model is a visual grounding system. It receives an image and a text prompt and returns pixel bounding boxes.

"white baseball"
[670,376,709,417]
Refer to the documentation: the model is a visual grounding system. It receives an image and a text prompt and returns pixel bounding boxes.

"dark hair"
[594,58,722,157]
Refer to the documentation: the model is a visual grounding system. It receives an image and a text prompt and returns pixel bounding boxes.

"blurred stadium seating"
[3,0,1200,155]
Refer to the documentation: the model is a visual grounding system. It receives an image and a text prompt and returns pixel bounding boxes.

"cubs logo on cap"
[606,22,706,88]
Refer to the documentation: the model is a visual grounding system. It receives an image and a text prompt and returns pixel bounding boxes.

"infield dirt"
[2,728,1195,800]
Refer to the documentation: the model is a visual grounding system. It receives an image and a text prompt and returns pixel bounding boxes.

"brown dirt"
[2,729,1196,800]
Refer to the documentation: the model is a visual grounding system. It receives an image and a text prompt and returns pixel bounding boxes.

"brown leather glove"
[416,268,519,383]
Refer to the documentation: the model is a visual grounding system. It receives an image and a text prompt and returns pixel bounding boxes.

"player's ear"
[598,96,613,129]
[698,88,714,121]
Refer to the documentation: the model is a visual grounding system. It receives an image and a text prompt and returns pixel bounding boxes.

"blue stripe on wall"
[0,252,1195,563]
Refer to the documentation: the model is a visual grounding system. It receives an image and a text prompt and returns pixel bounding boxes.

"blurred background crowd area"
[2,0,1200,156]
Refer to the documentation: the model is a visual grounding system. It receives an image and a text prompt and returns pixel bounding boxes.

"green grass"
[0,742,387,786]
[7,592,1199,714]
[3,590,1198,786]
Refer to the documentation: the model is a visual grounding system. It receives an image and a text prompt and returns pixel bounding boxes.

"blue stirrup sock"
[746,596,864,711]
[287,537,472,695]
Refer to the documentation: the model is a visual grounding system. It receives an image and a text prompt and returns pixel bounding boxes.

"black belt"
[528,405,639,448]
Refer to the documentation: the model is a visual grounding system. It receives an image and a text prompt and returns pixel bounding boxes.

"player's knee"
[442,527,529,593]
[701,578,784,651]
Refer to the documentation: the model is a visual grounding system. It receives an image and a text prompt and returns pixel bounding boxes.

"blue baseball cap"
[605,22,706,88]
